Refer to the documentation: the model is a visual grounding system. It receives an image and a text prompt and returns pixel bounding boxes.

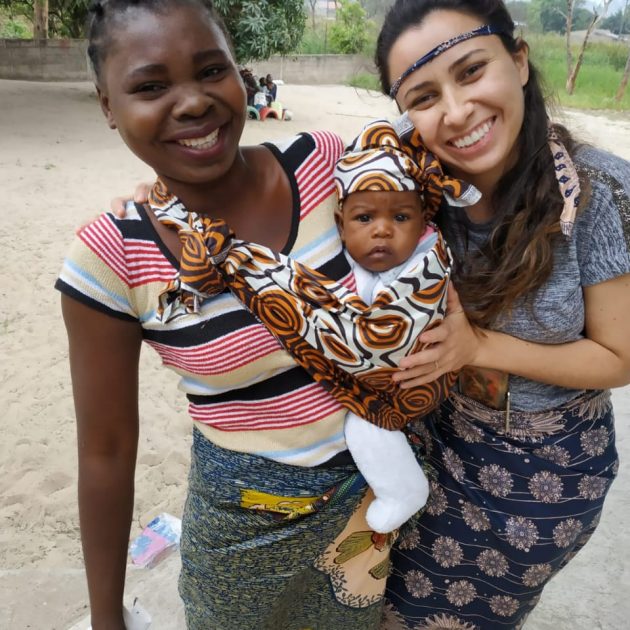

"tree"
[305,0,317,30]
[357,0,394,20]
[566,0,614,94]
[33,0,47,38]
[0,0,89,38]
[213,0,305,62]
[329,0,368,54]
[615,46,630,101]
[538,0,571,32]
[528,0,593,33]
[601,1,630,34]
[1,0,306,62]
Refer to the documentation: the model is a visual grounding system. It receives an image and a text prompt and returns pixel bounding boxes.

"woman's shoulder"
[575,145,630,192]
[66,204,170,278]
[56,204,173,321]
[263,130,345,171]
[573,145,630,220]
[571,146,630,282]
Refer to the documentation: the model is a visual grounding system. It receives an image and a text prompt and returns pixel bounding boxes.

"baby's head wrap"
[334,117,481,222]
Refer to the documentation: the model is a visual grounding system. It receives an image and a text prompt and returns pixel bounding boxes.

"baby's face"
[338,190,426,272]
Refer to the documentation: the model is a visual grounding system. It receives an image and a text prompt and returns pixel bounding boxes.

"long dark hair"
[376,0,584,326]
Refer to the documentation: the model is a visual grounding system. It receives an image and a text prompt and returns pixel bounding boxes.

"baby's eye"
[394,214,410,222]
[355,214,371,223]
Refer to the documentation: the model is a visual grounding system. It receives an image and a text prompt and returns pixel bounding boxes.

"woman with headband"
[375,0,630,627]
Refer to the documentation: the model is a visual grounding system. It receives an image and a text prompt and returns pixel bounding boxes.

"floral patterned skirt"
[178,428,392,630]
[383,389,618,629]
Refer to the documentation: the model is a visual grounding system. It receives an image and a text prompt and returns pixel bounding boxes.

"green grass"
[298,23,329,54]
[348,72,381,91]
[527,33,630,110]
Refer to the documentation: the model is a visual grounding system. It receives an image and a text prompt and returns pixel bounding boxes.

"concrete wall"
[0,39,375,84]
[249,54,375,85]
[0,39,90,81]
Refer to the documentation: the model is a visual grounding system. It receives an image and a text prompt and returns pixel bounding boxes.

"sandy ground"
[0,80,629,629]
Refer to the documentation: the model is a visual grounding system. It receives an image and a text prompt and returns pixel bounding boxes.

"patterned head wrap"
[335,119,481,222]
[389,24,505,99]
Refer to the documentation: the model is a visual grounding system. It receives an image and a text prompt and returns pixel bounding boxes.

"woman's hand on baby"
[110,182,152,218]
[393,284,482,388]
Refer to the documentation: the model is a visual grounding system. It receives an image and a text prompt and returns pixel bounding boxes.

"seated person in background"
[253,87,268,110]
[239,67,258,107]
[265,73,277,102]
[258,76,271,105]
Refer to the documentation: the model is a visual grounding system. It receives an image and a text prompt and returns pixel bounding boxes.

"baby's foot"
[366,477,430,533]
[366,494,425,533]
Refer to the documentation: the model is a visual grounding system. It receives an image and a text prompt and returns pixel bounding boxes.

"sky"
[582,0,626,11]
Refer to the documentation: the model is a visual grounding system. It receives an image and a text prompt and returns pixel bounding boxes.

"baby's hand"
[111,182,152,218]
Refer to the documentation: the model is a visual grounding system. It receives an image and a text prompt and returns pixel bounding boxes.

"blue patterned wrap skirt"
[178,428,387,630]
[383,389,618,629]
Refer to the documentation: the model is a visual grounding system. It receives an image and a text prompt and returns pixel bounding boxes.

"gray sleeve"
[575,150,630,286]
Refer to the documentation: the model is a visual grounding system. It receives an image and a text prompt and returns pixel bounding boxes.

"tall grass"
[527,33,630,110]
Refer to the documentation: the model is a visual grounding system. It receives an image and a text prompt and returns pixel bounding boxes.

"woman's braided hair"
[87,0,230,81]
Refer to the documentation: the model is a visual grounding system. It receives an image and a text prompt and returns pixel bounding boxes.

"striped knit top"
[56,131,356,466]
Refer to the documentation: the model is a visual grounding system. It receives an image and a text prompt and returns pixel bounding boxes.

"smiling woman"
[89,1,249,199]
[373,1,630,628]
[57,1,388,629]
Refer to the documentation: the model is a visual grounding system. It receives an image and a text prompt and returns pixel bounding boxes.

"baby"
[332,118,477,533]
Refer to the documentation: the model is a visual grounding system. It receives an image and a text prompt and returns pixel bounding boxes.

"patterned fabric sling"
[152,123,480,430]
[151,184,447,430]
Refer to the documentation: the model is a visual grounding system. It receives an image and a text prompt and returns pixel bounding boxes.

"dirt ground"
[0,79,628,629]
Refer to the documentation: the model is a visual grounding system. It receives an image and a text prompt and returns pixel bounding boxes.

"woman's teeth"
[452,120,493,149]
[177,128,219,149]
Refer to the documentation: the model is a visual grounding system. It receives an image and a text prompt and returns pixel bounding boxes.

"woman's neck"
[448,169,501,224]
[158,148,256,218]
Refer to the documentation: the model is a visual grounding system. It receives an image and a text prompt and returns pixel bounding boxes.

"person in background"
[258,75,271,105]
[265,73,277,102]
[238,66,258,107]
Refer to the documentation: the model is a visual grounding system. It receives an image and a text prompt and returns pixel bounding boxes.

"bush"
[1,18,30,38]
[329,0,369,54]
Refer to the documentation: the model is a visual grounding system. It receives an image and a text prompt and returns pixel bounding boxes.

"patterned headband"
[389,24,505,99]
[335,118,480,222]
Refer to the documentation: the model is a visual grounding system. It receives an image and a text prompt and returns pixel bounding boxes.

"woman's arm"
[394,274,630,390]
[62,295,142,630]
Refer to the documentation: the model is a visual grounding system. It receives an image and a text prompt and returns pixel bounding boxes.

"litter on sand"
[129,513,182,569]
